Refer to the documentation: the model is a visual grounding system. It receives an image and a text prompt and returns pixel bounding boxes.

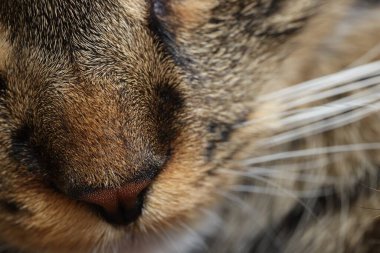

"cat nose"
[77,181,151,226]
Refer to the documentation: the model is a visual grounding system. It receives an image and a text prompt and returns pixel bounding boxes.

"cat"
[0,0,379,252]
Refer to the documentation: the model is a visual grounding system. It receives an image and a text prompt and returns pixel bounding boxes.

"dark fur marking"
[357,0,380,7]
[204,114,248,163]
[205,122,234,161]
[211,0,297,38]
[362,217,380,253]
[10,125,39,170]
[0,199,23,215]
[0,74,6,95]
[150,83,185,177]
[10,124,51,178]
[148,0,196,70]
[153,83,184,144]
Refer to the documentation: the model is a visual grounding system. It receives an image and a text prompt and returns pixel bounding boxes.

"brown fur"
[0,0,379,252]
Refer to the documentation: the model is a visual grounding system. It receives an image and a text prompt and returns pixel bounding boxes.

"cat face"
[0,0,325,252]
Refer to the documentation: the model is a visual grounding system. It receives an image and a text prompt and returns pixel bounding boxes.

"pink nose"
[78,181,151,225]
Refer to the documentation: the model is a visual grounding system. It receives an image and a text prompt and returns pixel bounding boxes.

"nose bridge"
[29,81,171,198]
[60,87,132,171]
[34,87,118,181]
[66,93,122,150]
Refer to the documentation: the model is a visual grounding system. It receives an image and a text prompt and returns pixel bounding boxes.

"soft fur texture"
[0,0,380,252]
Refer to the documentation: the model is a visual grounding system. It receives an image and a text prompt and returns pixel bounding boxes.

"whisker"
[177,222,209,252]
[233,107,307,129]
[279,92,380,128]
[259,101,380,147]
[240,170,337,184]
[360,206,380,211]
[218,169,317,217]
[243,159,330,174]
[360,184,380,193]
[214,190,283,247]
[258,60,380,103]
[280,83,380,121]
[243,143,380,165]
[228,185,334,198]
[215,189,253,210]
[235,78,380,130]
[350,42,380,67]
[280,75,380,111]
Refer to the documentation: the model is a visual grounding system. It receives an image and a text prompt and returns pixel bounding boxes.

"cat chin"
[113,206,222,253]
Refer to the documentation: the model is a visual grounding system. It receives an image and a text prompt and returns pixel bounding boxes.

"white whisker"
[243,143,380,165]
[233,107,307,129]
[281,75,380,111]
[239,170,337,184]
[279,90,380,128]
[244,159,330,173]
[360,185,380,193]
[235,77,380,130]
[350,42,380,67]
[177,222,208,252]
[258,60,380,102]
[259,101,380,147]
[229,185,333,198]
[215,190,283,246]
[215,189,253,211]
[218,169,317,216]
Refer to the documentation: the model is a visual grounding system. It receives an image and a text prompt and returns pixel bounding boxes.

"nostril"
[77,181,151,226]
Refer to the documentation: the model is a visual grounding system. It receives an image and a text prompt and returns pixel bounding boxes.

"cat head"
[0,0,331,252]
